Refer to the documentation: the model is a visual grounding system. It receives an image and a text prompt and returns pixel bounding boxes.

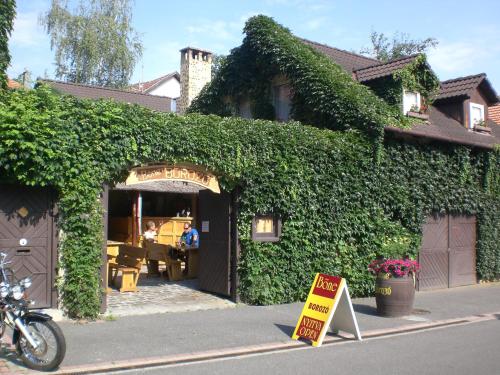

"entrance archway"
[101,163,238,315]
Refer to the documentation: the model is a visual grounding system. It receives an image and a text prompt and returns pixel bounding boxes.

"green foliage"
[41,0,142,88]
[190,15,409,138]
[0,0,16,89]
[393,54,440,105]
[0,82,498,318]
[360,30,438,62]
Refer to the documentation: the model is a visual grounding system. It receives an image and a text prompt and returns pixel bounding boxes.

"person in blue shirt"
[179,223,199,248]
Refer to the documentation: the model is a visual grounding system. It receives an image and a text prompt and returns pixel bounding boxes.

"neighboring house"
[41,79,174,113]
[129,71,180,99]
[489,97,500,124]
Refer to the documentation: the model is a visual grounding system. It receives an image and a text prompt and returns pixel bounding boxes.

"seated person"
[143,221,157,243]
[178,223,199,248]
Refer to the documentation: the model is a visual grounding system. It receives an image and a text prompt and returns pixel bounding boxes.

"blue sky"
[7,0,500,91]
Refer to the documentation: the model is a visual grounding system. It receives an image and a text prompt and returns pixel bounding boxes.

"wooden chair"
[109,245,147,292]
[145,243,183,281]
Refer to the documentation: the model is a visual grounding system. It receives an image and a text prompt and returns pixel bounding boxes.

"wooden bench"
[109,245,147,292]
[145,243,183,281]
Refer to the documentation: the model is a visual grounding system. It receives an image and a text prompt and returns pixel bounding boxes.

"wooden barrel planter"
[375,273,415,317]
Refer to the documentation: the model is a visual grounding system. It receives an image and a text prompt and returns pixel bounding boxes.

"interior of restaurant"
[103,164,235,315]
[106,183,203,302]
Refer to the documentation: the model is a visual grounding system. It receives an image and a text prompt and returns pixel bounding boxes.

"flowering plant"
[368,258,420,278]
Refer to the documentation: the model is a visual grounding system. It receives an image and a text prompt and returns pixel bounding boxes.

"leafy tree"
[41,0,143,88]
[361,31,438,62]
[0,0,16,89]
[211,53,227,78]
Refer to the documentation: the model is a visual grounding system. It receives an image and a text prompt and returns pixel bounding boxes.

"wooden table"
[177,246,199,279]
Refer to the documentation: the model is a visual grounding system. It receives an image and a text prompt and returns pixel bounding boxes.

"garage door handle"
[17,249,30,253]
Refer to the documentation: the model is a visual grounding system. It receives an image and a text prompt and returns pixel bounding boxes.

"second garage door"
[418,214,476,291]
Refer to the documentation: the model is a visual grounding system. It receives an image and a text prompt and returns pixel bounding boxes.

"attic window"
[470,103,484,128]
[403,90,421,115]
[273,84,292,122]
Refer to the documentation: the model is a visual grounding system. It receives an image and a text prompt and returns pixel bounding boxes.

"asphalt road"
[111,318,500,375]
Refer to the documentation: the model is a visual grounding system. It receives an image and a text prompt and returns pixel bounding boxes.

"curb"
[51,311,500,375]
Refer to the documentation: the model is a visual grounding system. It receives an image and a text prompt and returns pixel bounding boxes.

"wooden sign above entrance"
[125,164,220,194]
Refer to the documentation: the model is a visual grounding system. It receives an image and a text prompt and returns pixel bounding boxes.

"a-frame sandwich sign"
[292,273,362,347]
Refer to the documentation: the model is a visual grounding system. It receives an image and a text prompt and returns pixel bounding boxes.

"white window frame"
[402,89,421,115]
[469,103,485,129]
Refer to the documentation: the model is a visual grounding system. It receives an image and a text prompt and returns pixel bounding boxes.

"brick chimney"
[177,47,213,114]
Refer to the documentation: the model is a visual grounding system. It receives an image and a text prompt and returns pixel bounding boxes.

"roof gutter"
[384,126,495,150]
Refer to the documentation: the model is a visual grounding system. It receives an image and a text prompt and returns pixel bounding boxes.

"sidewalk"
[3,282,500,374]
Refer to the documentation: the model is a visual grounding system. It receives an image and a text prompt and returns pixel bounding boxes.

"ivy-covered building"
[0,15,499,319]
[190,16,500,292]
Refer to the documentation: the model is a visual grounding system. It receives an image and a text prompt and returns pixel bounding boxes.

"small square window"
[252,214,282,242]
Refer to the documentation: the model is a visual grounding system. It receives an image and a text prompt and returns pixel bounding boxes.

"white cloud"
[427,36,500,79]
[10,11,48,47]
[187,20,235,41]
[305,17,326,31]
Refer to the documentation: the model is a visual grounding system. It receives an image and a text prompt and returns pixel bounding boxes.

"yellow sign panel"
[292,273,362,347]
[125,164,220,193]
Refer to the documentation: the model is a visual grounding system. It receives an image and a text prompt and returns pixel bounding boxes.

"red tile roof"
[7,78,21,89]
[354,55,420,82]
[436,74,498,104]
[301,38,378,73]
[129,72,180,94]
[41,79,173,112]
[490,103,500,124]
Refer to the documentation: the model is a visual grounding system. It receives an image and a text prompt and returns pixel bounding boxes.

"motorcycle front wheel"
[16,319,66,371]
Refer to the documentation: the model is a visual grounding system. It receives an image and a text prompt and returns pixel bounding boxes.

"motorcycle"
[0,252,66,371]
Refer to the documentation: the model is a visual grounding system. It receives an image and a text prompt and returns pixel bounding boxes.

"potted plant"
[368,257,420,317]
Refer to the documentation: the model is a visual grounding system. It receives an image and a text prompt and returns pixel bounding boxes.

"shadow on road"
[274,323,295,336]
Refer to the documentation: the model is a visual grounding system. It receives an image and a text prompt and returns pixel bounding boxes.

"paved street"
[116,318,500,375]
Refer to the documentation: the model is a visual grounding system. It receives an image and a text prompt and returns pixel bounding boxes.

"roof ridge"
[299,37,379,63]
[354,54,420,72]
[130,71,180,90]
[440,73,486,84]
[41,79,174,99]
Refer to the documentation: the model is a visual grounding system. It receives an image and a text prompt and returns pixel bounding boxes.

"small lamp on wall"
[252,214,282,242]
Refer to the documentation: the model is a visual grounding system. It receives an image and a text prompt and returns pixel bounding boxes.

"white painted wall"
[148,77,180,98]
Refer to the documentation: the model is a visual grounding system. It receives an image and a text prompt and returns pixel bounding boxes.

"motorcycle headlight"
[0,284,8,298]
[20,277,32,289]
[11,285,23,300]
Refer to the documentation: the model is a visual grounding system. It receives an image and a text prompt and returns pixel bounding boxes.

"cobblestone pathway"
[106,273,235,317]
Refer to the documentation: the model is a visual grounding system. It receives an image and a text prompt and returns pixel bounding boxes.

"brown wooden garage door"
[418,214,476,291]
[0,185,56,308]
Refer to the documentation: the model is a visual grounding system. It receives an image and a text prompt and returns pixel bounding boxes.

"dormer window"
[469,103,484,128]
[403,89,421,115]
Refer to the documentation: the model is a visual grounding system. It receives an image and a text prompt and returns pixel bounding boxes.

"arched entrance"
[101,164,238,314]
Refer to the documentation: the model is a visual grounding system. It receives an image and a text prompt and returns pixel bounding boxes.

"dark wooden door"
[418,215,449,290]
[0,185,56,308]
[418,214,476,291]
[449,215,476,287]
[198,189,231,296]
